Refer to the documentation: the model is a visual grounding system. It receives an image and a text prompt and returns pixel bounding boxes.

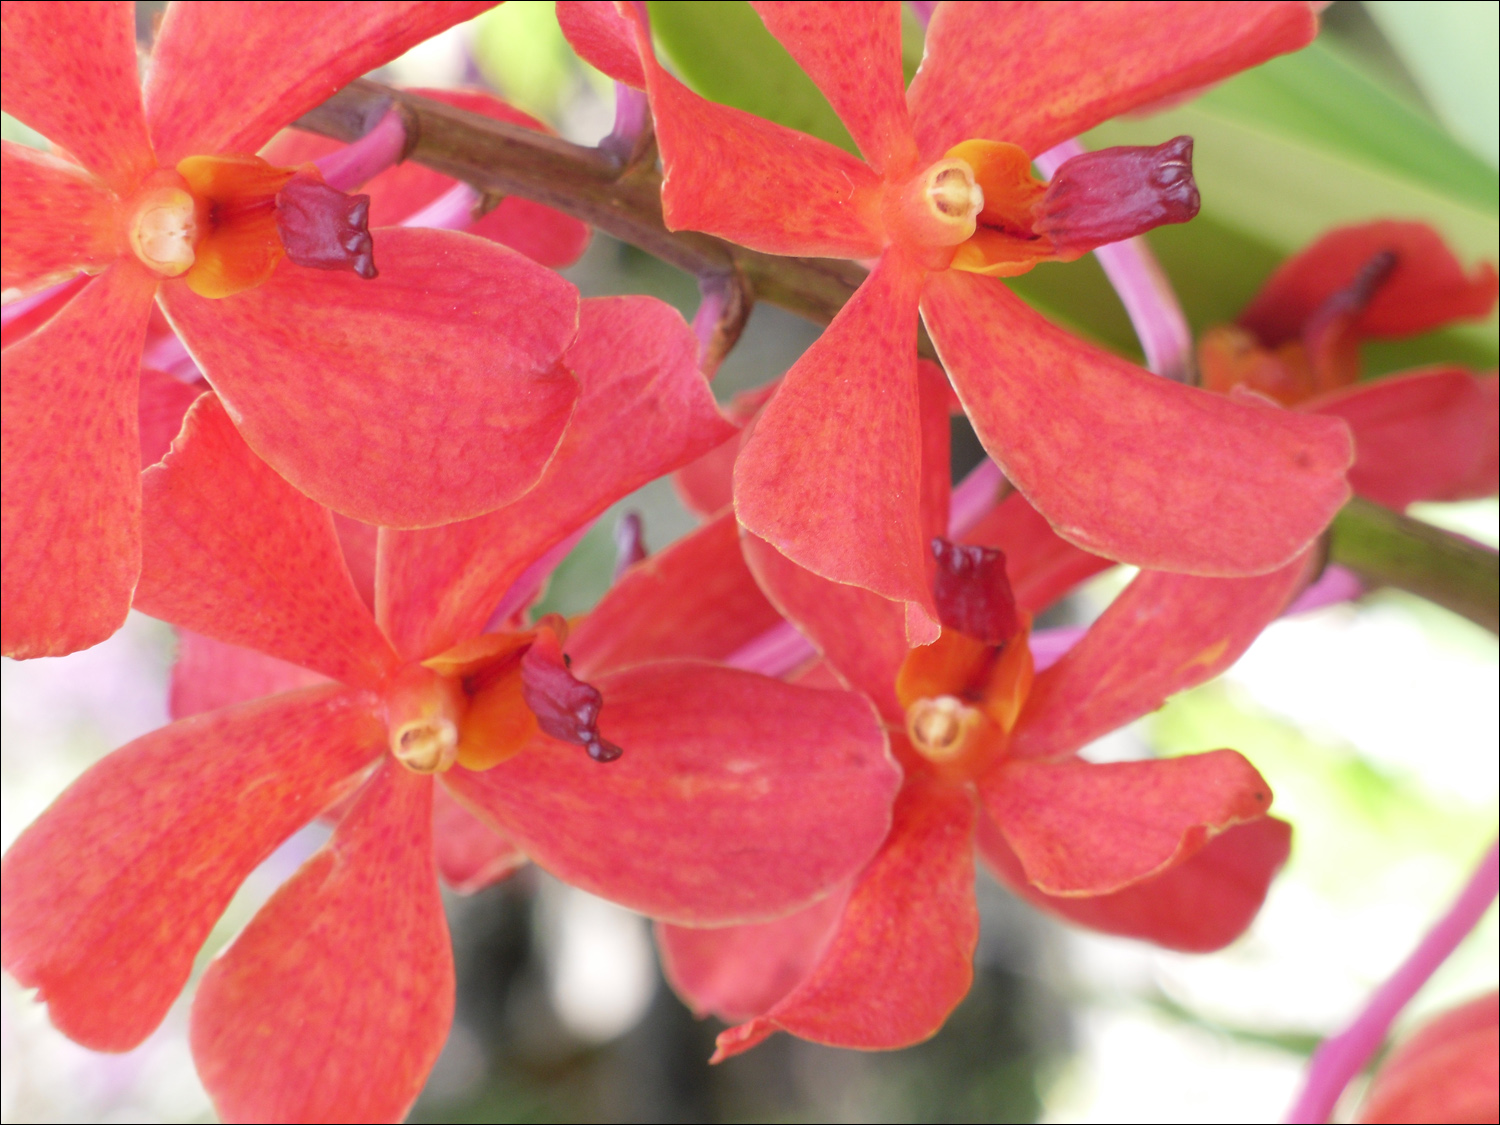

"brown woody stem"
[296,80,1499,635]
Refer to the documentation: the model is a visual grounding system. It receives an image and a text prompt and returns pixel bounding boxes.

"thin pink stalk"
[141,332,193,375]
[314,109,407,192]
[1,275,77,325]
[690,277,731,376]
[906,0,938,27]
[1284,839,1500,1124]
[401,181,481,231]
[601,83,652,166]
[1035,139,1196,383]
[613,512,647,580]
[1285,564,1364,616]
[948,458,1005,539]
[724,621,815,678]
[1030,625,1087,672]
[485,521,598,632]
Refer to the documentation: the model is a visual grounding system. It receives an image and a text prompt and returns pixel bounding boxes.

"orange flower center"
[126,181,198,277]
[894,618,1034,781]
[122,154,375,298]
[383,664,469,774]
[380,616,622,776]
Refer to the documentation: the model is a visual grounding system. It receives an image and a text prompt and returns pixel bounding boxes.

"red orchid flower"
[108,88,596,477]
[1354,991,1498,1124]
[560,0,1353,640]
[655,376,1302,1057]
[1,297,902,1123]
[1200,220,1499,510]
[1,2,588,659]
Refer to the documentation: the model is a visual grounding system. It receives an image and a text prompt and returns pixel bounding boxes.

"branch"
[294,79,871,329]
[297,81,1500,636]
[1328,497,1499,635]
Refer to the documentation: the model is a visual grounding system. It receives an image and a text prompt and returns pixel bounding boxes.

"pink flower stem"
[601,83,653,166]
[1284,838,1500,1124]
[401,181,481,231]
[1,275,75,323]
[948,458,1006,538]
[906,1,938,27]
[1034,139,1196,383]
[724,621,815,678]
[484,521,599,631]
[314,109,408,192]
[1285,564,1364,615]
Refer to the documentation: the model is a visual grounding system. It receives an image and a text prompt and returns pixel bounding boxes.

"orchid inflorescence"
[2,3,1496,1123]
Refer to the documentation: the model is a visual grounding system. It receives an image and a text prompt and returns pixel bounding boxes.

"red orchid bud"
[931,537,1019,645]
[520,629,623,762]
[1034,136,1200,256]
[275,172,377,278]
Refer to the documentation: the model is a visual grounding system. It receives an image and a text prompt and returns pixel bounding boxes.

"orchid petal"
[1309,369,1499,509]
[982,751,1274,896]
[159,228,579,528]
[446,661,896,924]
[978,809,1291,951]
[673,383,774,518]
[635,17,885,257]
[379,296,733,660]
[191,761,451,1125]
[2,260,154,658]
[1008,551,1315,762]
[961,491,1113,616]
[145,2,496,165]
[736,251,940,639]
[908,1,1316,160]
[556,1,646,88]
[568,510,783,680]
[750,2,916,175]
[137,367,203,468]
[714,776,978,1057]
[742,532,909,723]
[0,0,153,191]
[170,629,330,720]
[433,783,526,894]
[331,512,379,612]
[1357,993,1500,1125]
[1240,221,1499,346]
[1,142,121,292]
[657,887,850,1023]
[0,686,384,1051]
[136,394,400,688]
[922,269,1353,576]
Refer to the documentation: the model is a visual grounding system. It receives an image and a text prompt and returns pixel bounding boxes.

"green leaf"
[1365,0,1500,168]
[1084,38,1498,369]
[1192,39,1497,216]
[471,1,610,123]
[646,0,857,154]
